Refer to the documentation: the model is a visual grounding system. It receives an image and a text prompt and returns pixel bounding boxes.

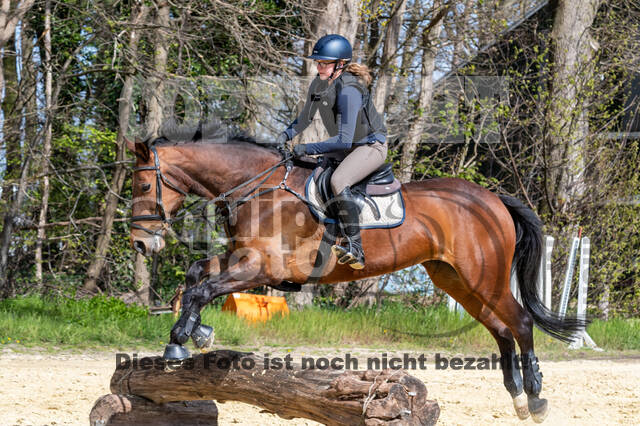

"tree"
[0,0,37,295]
[83,3,150,293]
[372,0,407,112]
[35,0,53,285]
[290,0,363,308]
[398,1,448,183]
[131,0,171,305]
[543,0,602,216]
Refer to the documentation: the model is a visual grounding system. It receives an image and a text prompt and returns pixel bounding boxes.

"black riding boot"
[331,187,365,270]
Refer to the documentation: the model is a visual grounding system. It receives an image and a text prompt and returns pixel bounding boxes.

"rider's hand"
[276,132,288,146]
[293,144,307,158]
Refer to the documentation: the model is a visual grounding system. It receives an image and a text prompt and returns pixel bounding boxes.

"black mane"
[143,119,282,155]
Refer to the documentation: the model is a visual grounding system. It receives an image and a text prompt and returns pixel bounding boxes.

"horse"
[127,130,587,423]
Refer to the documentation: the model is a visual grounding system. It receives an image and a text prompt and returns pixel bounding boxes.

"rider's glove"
[293,144,307,158]
[276,132,288,146]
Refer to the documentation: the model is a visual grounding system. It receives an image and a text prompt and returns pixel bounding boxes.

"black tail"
[499,195,590,343]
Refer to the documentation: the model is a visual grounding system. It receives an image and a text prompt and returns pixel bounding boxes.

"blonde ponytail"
[344,63,373,86]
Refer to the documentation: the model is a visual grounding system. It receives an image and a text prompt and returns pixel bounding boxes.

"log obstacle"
[91,350,440,425]
[90,394,218,425]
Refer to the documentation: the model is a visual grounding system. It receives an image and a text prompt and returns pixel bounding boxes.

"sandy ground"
[0,347,638,426]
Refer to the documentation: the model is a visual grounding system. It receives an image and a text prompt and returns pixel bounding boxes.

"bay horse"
[127,131,586,423]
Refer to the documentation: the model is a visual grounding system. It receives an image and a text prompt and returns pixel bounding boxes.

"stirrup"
[331,244,365,269]
[332,244,349,261]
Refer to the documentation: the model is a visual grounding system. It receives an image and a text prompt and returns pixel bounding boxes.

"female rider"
[277,34,387,270]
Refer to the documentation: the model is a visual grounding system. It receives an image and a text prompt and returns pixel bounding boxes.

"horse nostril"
[133,240,147,255]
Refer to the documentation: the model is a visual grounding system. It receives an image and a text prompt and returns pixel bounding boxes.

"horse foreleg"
[185,253,231,288]
[166,248,269,360]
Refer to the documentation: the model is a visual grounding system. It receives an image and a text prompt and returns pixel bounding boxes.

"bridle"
[130,144,188,237]
[129,142,316,241]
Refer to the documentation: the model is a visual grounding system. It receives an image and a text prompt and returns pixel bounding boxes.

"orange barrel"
[221,293,289,323]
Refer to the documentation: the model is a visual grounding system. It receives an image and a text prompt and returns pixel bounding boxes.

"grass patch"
[0,295,638,357]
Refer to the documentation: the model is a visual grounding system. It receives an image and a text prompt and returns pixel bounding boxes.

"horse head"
[127,138,188,257]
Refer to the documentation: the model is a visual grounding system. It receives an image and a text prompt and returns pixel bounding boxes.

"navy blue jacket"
[284,72,386,155]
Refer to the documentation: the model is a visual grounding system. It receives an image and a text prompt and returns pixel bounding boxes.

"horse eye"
[141,183,151,192]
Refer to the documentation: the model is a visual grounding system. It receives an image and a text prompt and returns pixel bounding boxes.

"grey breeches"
[330,142,388,195]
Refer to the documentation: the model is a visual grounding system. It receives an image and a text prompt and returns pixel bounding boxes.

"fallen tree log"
[89,394,218,425]
[106,350,439,425]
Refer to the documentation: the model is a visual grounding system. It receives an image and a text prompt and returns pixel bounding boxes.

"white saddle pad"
[304,175,405,229]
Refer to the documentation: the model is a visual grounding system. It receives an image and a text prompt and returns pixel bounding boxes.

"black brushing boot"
[331,187,365,270]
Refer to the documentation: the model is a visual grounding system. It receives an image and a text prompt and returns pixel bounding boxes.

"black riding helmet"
[307,34,352,80]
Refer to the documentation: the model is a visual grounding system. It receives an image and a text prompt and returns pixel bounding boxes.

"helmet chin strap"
[328,60,349,81]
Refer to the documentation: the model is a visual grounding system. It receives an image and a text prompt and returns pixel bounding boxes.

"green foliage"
[0,295,161,347]
[0,0,637,325]
[1,296,638,354]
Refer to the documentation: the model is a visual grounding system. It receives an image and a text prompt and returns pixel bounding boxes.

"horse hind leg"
[479,286,548,422]
[422,261,529,420]
[455,262,548,423]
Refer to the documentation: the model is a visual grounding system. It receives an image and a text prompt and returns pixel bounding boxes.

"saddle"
[315,162,400,219]
[305,158,405,229]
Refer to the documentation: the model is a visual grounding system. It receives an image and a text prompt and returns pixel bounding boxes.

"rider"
[277,34,387,270]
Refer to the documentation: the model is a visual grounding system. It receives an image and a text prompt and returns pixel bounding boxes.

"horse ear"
[126,136,150,162]
[137,141,150,162]
[125,137,136,153]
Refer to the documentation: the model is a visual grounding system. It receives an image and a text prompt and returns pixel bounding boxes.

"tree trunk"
[83,5,149,293]
[298,0,361,144]
[131,0,170,304]
[107,351,440,425]
[544,0,601,216]
[0,146,32,296]
[598,283,609,320]
[398,3,446,183]
[0,16,35,295]
[1,46,18,205]
[145,0,169,140]
[372,0,406,113]
[292,0,361,307]
[0,0,35,49]
[133,253,151,305]
[364,0,381,69]
[384,6,420,117]
[35,0,53,285]
[290,284,315,309]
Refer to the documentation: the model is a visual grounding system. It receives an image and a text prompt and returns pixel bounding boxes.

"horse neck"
[162,143,282,198]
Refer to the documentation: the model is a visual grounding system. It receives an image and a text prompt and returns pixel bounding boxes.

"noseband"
[130,144,188,237]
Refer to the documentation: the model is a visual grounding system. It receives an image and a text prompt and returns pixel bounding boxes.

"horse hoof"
[512,392,530,420]
[163,343,190,361]
[528,397,548,423]
[192,324,215,352]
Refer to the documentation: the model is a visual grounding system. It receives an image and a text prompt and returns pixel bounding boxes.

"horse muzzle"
[132,234,165,257]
